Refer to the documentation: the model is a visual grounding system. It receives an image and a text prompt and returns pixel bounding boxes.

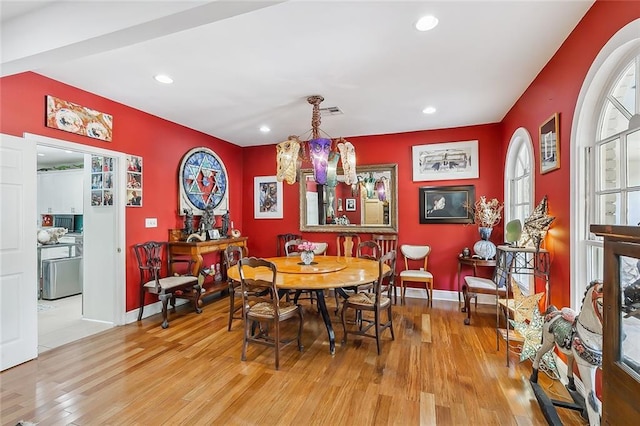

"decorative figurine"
[183,208,194,235]
[201,201,215,231]
[221,210,230,237]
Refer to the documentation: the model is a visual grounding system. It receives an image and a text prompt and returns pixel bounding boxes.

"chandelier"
[276,95,356,186]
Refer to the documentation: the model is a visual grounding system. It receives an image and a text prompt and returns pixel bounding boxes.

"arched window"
[573,21,640,309]
[504,128,534,225]
[504,128,535,292]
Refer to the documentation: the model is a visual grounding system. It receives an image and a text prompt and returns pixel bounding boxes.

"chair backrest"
[357,240,381,260]
[400,244,431,271]
[372,234,398,256]
[375,250,397,303]
[312,242,328,255]
[238,257,280,313]
[133,241,167,290]
[337,233,361,257]
[224,244,247,280]
[284,238,306,256]
[277,233,302,257]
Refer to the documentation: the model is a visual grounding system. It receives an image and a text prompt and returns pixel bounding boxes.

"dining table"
[227,255,388,354]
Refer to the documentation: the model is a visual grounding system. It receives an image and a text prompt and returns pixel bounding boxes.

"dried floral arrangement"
[466,196,504,228]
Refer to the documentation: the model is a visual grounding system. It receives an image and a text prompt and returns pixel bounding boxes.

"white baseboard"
[125,298,191,324]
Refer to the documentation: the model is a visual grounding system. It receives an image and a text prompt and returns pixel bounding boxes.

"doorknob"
[117,248,121,253]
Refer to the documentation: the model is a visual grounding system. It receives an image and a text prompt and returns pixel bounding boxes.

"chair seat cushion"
[143,275,198,290]
[464,276,497,290]
[248,301,298,319]
[400,270,433,280]
[347,292,391,308]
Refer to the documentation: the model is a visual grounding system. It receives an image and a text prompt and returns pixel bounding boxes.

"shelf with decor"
[167,229,249,303]
[495,245,551,366]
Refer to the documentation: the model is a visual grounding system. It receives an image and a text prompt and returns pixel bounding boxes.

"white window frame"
[572,19,640,309]
[504,127,535,293]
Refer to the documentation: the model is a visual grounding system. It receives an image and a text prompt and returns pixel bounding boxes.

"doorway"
[28,133,126,351]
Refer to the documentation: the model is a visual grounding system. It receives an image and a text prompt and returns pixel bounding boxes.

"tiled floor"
[38,294,113,354]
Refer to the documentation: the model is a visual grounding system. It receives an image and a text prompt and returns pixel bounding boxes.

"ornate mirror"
[299,163,398,233]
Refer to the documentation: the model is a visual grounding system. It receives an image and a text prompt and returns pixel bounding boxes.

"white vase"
[300,251,315,265]
[473,227,496,260]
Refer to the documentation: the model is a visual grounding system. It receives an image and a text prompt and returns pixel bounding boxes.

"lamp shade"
[309,137,331,185]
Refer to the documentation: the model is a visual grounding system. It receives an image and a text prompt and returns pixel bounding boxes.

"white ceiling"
[1,0,594,148]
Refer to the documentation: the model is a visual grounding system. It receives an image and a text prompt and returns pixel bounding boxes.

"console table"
[168,230,248,297]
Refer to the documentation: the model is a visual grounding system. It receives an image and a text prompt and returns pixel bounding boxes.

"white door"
[0,134,37,371]
[26,133,126,327]
[82,154,121,322]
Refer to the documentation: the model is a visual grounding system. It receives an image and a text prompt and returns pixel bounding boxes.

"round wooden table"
[227,255,386,354]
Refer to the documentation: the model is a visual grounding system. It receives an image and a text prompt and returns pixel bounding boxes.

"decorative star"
[499,278,544,323]
[521,195,555,249]
[509,307,559,378]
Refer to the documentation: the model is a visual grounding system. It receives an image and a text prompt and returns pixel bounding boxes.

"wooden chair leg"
[241,316,250,361]
[159,293,170,329]
[388,305,395,340]
[374,309,381,355]
[274,320,280,370]
[228,287,235,331]
[138,288,146,321]
[297,308,304,351]
[193,285,202,314]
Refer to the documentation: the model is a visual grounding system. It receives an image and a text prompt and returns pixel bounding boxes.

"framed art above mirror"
[299,163,398,233]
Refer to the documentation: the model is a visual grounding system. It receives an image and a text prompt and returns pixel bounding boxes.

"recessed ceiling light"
[423,106,437,114]
[416,15,439,32]
[154,74,174,84]
[259,126,271,133]
[37,153,45,156]
[64,150,73,153]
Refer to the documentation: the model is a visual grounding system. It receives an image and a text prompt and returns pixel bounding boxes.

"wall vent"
[320,106,343,116]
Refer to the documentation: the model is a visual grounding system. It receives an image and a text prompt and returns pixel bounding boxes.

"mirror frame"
[299,163,398,233]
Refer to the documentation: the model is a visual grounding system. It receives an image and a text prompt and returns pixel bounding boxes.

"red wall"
[1,0,639,316]
[242,124,504,292]
[0,72,244,311]
[501,0,640,309]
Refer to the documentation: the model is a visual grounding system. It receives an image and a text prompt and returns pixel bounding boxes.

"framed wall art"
[345,198,356,211]
[178,147,228,216]
[540,113,560,174]
[90,155,116,207]
[46,95,113,141]
[254,176,283,219]
[412,140,479,181]
[419,185,475,224]
[126,154,143,207]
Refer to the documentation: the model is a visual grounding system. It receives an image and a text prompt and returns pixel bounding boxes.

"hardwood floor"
[2,295,586,425]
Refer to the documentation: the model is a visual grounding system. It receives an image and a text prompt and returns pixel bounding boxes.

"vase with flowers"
[466,196,503,260]
[298,241,318,265]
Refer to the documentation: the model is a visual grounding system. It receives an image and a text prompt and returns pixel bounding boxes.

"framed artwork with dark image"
[540,113,560,174]
[254,176,283,219]
[345,198,356,211]
[208,229,220,240]
[419,185,475,224]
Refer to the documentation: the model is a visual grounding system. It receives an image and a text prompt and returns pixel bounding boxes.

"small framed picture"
[345,198,356,211]
[540,113,560,174]
[254,176,283,219]
[208,229,220,240]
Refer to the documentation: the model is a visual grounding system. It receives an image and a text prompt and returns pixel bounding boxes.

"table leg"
[457,262,462,305]
[314,289,336,355]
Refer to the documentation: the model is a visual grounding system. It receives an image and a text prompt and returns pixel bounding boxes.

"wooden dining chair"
[333,240,381,314]
[336,233,361,257]
[284,238,305,256]
[340,250,396,355]
[133,241,202,329]
[399,244,433,305]
[372,234,398,302]
[223,244,247,331]
[277,233,302,257]
[238,257,304,370]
